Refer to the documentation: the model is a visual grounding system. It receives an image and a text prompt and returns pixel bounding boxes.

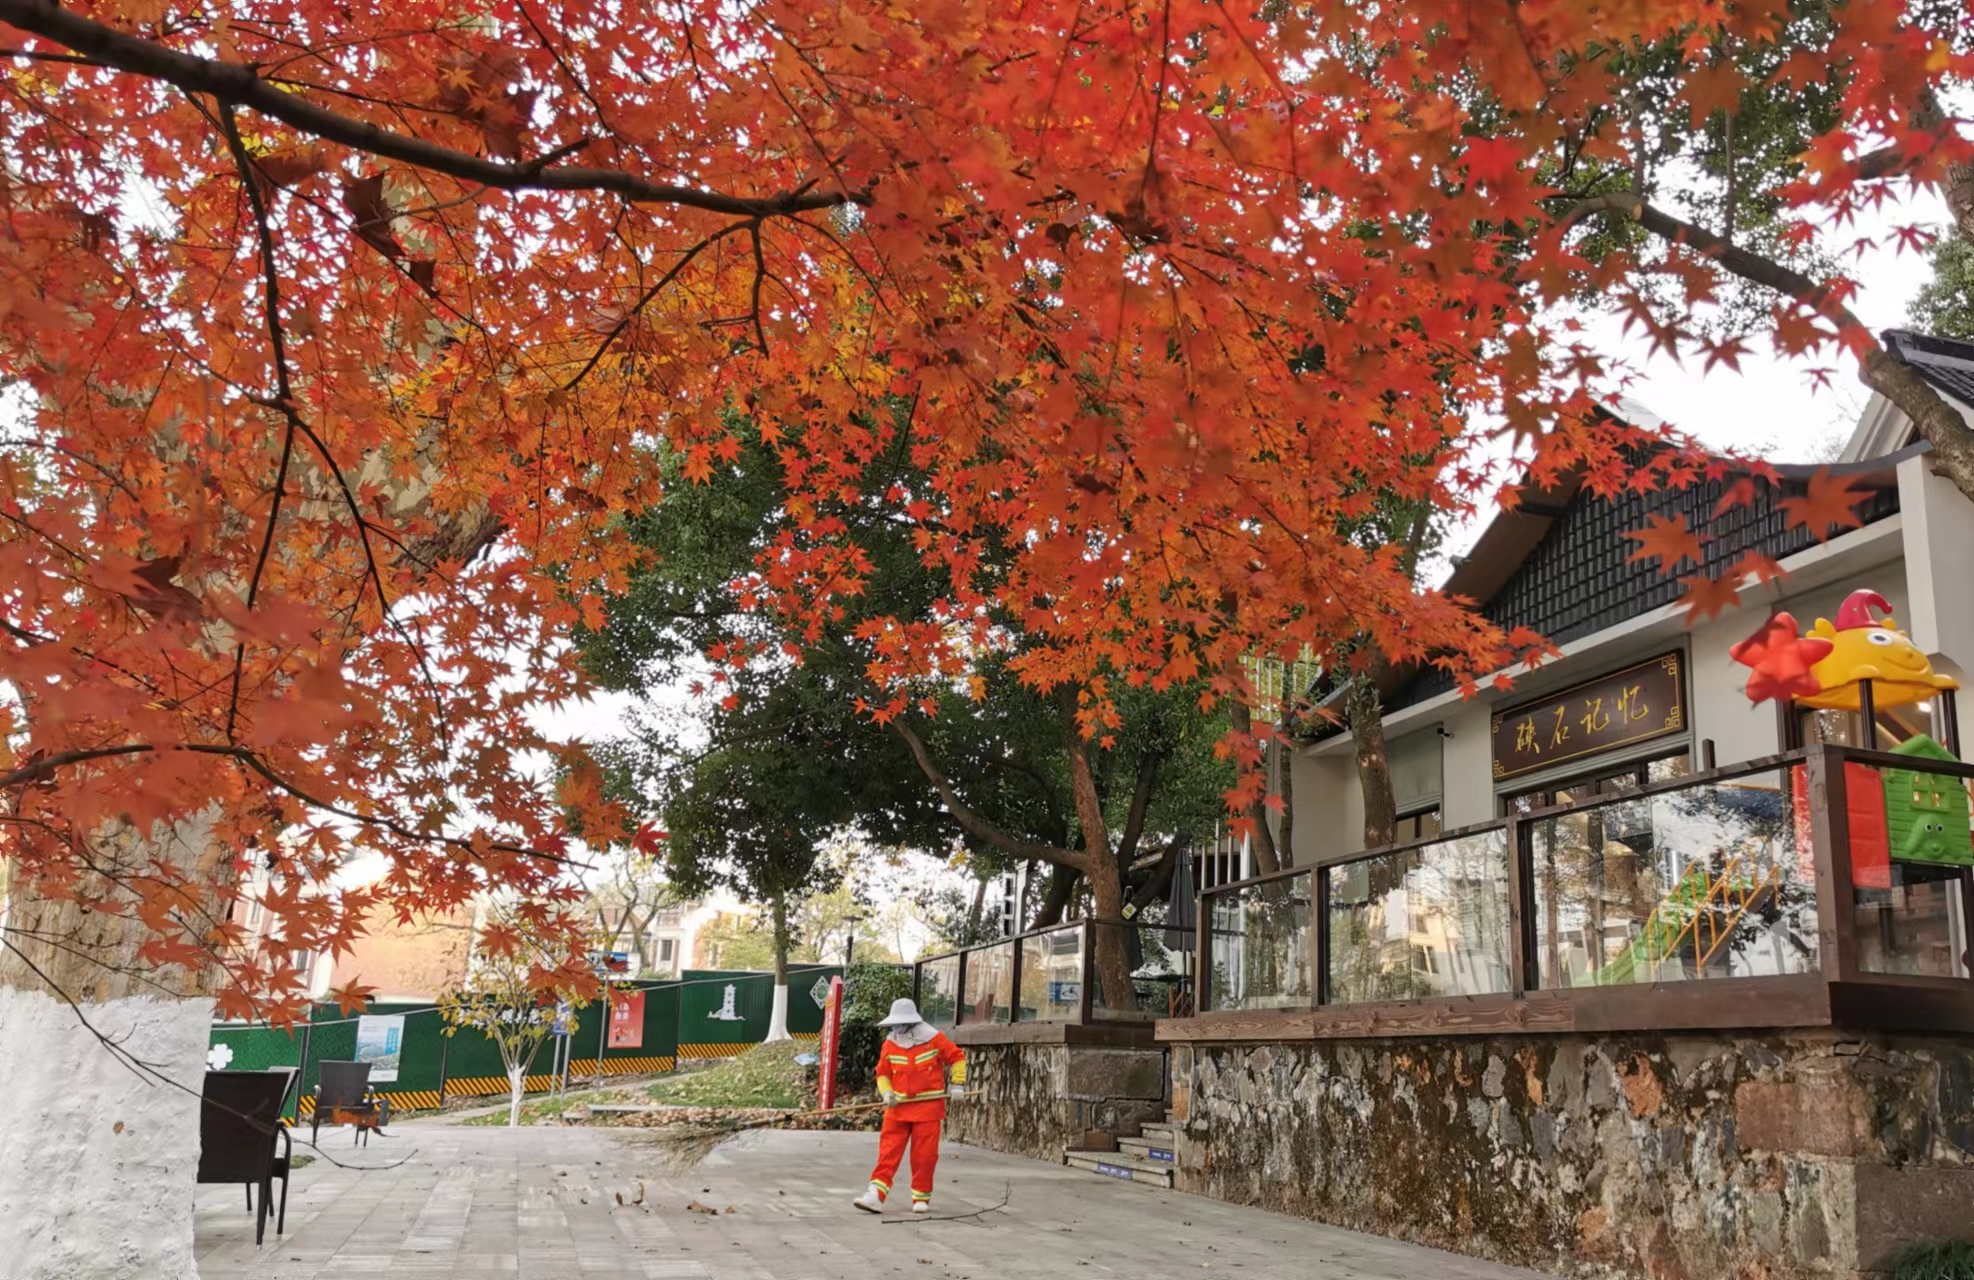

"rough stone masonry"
[1171,1031,1974,1280]
[946,1043,1168,1160]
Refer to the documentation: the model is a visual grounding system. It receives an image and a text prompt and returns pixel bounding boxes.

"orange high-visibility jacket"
[875,1031,967,1122]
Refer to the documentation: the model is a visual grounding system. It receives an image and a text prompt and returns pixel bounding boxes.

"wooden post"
[1311,869,1329,1008]
[1858,679,1877,751]
[954,950,968,1027]
[1806,744,1859,982]
[1504,816,1533,995]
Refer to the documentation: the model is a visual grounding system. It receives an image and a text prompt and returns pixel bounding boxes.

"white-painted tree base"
[0,987,212,1280]
[763,982,791,1041]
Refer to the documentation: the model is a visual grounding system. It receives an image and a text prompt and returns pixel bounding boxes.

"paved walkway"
[195,1122,1554,1279]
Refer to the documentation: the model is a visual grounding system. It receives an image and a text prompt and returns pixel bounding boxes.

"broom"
[648,1098,893,1169]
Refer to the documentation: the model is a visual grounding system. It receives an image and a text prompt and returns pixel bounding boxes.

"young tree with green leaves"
[437,904,589,1128]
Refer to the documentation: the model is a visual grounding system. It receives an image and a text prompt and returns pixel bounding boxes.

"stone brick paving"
[195,1122,1554,1279]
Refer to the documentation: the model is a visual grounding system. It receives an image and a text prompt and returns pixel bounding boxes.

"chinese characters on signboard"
[1491,652,1685,782]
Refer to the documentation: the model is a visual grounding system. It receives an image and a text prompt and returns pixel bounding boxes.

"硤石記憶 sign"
[1491,653,1685,782]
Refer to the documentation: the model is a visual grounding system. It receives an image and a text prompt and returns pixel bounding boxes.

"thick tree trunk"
[1347,677,1398,851]
[1228,699,1281,875]
[1276,735,1295,868]
[764,890,791,1042]
[1086,867,1137,1014]
[0,812,229,1280]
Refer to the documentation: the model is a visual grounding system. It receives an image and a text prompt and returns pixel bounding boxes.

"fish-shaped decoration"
[1730,589,1959,712]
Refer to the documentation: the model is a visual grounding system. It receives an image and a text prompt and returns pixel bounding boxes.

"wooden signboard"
[1492,652,1686,782]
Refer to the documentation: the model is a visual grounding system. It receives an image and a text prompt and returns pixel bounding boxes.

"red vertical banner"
[607,989,646,1049]
[818,976,844,1112]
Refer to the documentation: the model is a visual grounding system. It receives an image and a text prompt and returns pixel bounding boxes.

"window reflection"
[1531,768,1818,988]
[1327,832,1512,1003]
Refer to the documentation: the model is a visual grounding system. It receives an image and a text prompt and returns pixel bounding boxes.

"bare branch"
[890,719,1085,870]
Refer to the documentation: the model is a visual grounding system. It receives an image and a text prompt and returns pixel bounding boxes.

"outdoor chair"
[311,1059,391,1146]
[197,1068,297,1247]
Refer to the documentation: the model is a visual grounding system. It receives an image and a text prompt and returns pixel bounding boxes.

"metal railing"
[1197,743,1974,1015]
[913,917,1194,1028]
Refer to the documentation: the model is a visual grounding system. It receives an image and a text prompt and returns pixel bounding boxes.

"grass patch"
[644,1040,814,1110]
[457,1085,635,1127]
[1892,1242,1974,1280]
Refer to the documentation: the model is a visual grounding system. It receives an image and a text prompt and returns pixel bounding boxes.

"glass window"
[1327,830,1512,1003]
[1018,926,1083,1022]
[1397,808,1442,842]
[918,954,961,1028]
[658,939,675,963]
[1530,767,1818,988]
[1507,752,1690,813]
[1205,873,1313,1010]
[960,939,1015,1024]
[1799,702,1939,751]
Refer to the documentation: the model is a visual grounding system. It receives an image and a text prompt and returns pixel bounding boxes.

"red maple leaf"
[1675,573,1744,623]
[326,980,377,1017]
[1779,470,1868,539]
[1623,515,1705,573]
[1713,476,1760,518]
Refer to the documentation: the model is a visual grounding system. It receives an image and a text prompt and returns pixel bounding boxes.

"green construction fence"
[208,967,834,1115]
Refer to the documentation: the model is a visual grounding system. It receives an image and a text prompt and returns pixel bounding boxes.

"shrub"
[1892,1242,1974,1280]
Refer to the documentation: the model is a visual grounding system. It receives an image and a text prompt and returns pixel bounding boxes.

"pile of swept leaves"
[607,1102,881,1133]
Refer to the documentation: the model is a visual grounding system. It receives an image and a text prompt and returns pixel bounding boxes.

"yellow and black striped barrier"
[570,1055,677,1076]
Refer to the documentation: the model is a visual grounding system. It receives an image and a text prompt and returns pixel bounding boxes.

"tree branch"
[1113,749,1160,866]
[890,720,1084,870]
[1563,192,1974,500]
[0,0,868,218]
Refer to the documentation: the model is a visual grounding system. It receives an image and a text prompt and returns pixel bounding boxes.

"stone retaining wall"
[946,1043,1168,1160]
[1172,1031,1974,1279]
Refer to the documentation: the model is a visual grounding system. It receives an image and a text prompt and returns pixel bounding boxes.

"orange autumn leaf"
[1779,470,1869,540]
[1623,515,1706,573]
[1675,573,1746,624]
[327,980,377,1017]
[0,0,1958,1026]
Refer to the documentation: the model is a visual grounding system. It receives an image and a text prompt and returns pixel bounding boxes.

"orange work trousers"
[869,1111,943,1203]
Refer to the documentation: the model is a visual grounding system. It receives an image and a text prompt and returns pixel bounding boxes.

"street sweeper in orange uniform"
[852,998,967,1215]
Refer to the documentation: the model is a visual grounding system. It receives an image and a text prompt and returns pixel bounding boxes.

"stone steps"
[1062,1149,1176,1188]
[1116,1134,1176,1165]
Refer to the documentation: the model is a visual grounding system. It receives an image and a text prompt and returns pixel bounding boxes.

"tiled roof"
[1885,329,1974,409]
[1381,456,1906,714]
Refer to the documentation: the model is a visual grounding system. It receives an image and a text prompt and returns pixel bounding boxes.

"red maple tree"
[0,1,1966,1022]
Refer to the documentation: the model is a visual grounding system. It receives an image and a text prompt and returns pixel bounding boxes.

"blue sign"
[1048,981,1081,1004]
